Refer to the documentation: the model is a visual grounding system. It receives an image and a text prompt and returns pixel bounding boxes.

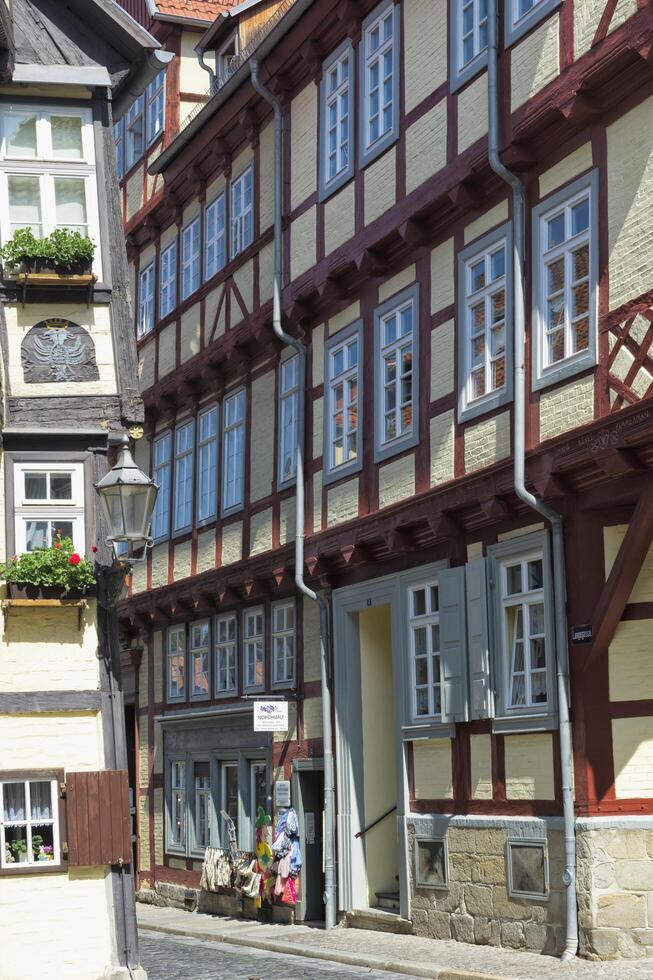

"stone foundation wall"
[577,819,653,960]
[408,816,565,955]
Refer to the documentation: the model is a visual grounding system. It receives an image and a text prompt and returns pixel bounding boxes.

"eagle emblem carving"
[21,318,100,384]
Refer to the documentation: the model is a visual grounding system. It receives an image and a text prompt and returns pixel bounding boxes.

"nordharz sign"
[253,700,289,732]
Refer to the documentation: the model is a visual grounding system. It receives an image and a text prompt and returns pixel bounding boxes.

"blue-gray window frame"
[166,623,187,704]
[323,318,364,485]
[152,430,172,542]
[457,221,514,423]
[504,0,562,47]
[449,0,488,93]
[319,38,355,201]
[172,417,195,536]
[358,0,401,169]
[373,282,421,463]
[221,387,246,517]
[277,352,300,491]
[531,169,598,392]
[196,403,219,527]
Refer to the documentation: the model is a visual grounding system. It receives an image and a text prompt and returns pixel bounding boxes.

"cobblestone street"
[140,930,413,979]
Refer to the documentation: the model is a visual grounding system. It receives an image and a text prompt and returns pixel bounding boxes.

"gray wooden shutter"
[438,566,468,723]
[465,558,494,720]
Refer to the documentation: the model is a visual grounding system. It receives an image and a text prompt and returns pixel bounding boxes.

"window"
[137,262,155,338]
[215,613,237,696]
[1,777,60,870]
[458,225,513,421]
[414,838,448,889]
[231,166,253,258]
[374,284,420,462]
[244,606,264,690]
[222,389,245,514]
[505,0,561,45]
[152,432,172,540]
[205,193,226,280]
[507,840,549,900]
[220,762,238,845]
[320,42,354,198]
[181,216,200,300]
[217,33,239,83]
[167,625,186,701]
[190,620,210,700]
[197,406,219,525]
[360,1,399,165]
[146,71,165,146]
[159,239,177,319]
[0,106,101,273]
[324,320,362,482]
[114,120,124,180]
[278,355,299,488]
[408,582,442,720]
[169,760,185,849]
[272,600,296,687]
[250,763,267,846]
[193,761,211,851]
[173,420,194,534]
[500,553,548,710]
[450,0,488,90]
[532,172,597,390]
[13,462,85,555]
[125,96,144,171]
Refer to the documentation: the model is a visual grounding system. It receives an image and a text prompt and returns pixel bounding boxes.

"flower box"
[7,582,93,601]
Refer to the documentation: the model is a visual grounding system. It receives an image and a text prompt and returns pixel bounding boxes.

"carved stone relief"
[21,318,100,383]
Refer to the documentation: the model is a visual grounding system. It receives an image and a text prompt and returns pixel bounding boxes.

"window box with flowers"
[0,534,97,600]
[0,228,96,278]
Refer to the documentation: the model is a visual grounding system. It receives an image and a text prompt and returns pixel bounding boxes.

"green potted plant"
[0,534,97,599]
[10,839,28,863]
[0,227,95,276]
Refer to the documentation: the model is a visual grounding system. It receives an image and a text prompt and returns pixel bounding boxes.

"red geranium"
[91,546,98,553]
[69,554,81,565]
[54,542,61,550]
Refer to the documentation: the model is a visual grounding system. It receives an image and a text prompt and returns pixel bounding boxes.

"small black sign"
[571,624,593,644]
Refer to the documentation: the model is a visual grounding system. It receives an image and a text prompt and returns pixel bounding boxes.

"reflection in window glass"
[5,113,37,158]
[54,178,87,235]
[51,116,84,159]
[8,175,42,235]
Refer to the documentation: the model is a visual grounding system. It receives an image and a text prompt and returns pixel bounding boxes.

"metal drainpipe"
[196,44,217,95]
[487,0,578,960]
[250,59,337,931]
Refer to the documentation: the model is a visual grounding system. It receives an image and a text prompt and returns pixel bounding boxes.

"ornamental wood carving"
[21,318,99,384]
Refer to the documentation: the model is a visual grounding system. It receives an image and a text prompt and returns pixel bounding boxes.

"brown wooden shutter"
[66,770,132,866]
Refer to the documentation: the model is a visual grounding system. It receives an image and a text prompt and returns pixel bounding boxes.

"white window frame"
[271,600,296,688]
[205,192,226,280]
[230,165,253,259]
[505,0,562,45]
[319,40,354,200]
[458,224,513,422]
[125,95,144,171]
[374,283,420,463]
[152,431,172,542]
[13,461,85,555]
[137,262,155,338]
[146,71,165,146]
[219,760,239,847]
[189,619,210,701]
[407,580,443,722]
[0,776,61,870]
[324,319,363,483]
[0,105,103,277]
[450,0,489,91]
[221,388,245,516]
[159,239,177,319]
[196,405,219,526]
[499,552,548,712]
[216,33,239,83]
[532,171,598,391]
[167,624,186,703]
[359,0,400,167]
[114,119,124,180]
[193,761,211,852]
[181,216,200,300]
[243,605,265,692]
[215,612,237,697]
[278,355,299,489]
[172,419,195,535]
[167,757,186,852]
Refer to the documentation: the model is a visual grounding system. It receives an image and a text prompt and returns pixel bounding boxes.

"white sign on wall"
[253,699,289,732]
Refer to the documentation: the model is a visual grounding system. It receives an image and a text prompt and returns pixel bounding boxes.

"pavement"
[136,904,653,980]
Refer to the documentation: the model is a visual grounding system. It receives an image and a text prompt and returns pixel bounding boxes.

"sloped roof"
[155,0,239,18]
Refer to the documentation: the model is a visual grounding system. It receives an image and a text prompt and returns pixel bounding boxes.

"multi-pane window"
[222,389,245,513]
[500,554,548,710]
[13,462,85,555]
[379,296,415,448]
[194,762,211,850]
[114,120,124,179]
[181,217,200,300]
[250,763,267,845]
[173,420,194,534]
[125,96,144,171]
[170,761,185,847]
[324,48,351,187]
[1,777,60,869]
[190,620,210,699]
[220,762,238,844]
[458,0,488,72]
[197,406,219,525]
[244,606,264,690]
[159,240,177,319]
[167,625,186,701]
[146,71,165,146]
[326,329,359,476]
[464,239,507,406]
[272,601,296,686]
[205,193,226,280]
[137,263,155,338]
[215,613,237,695]
[278,356,299,487]
[152,432,172,540]
[506,0,559,44]
[362,2,397,157]
[408,583,442,719]
[231,166,253,258]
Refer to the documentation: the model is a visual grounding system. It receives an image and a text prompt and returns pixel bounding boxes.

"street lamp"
[95,433,158,562]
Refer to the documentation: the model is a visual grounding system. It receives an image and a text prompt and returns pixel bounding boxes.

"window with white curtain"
[0,777,60,869]
[278,355,299,488]
[272,600,296,687]
[169,760,186,848]
[215,612,237,695]
[181,216,200,299]
[159,239,177,318]
[230,166,253,258]
[137,262,155,338]
[408,582,442,720]
[500,553,549,710]
[173,419,194,534]
[152,431,172,540]
[197,405,218,525]
[205,193,226,279]
[222,389,245,514]
[13,462,85,555]
[146,71,165,146]
[167,624,186,702]
[190,620,210,700]
[193,761,211,850]
[243,606,264,690]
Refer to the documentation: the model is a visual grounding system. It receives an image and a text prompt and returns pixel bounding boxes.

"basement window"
[507,839,549,900]
[414,837,448,889]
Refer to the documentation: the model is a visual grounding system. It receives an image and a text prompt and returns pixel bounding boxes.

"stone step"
[345,906,412,935]
[375,890,401,912]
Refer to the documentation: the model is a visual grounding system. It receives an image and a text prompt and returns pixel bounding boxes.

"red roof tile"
[155,0,238,19]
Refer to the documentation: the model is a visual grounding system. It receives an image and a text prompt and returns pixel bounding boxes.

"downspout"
[250,59,337,931]
[196,44,216,95]
[486,0,577,960]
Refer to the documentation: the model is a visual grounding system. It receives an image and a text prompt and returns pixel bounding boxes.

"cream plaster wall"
[464,201,509,245]
[279,496,296,547]
[364,148,396,225]
[138,641,148,711]
[329,302,360,335]
[125,164,144,221]
[404,0,447,113]
[313,396,323,460]
[250,508,273,556]
[430,238,454,313]
[232,261,254,324]
[153,630,163,705]
[413,738,453,799]
[173,540,191,582]
[291,207,317,281]
[497,523,544,542]
[180,303,201,364]
[378,453,416,509]
[154,786,164,864]
[259,121,274,233]
[431,319,454,400]
[539,143,593,199]
[303,596,321,684]
[405,100,447,195]
[612,717,653,797]
[250,371,275,502]
[504,733,555,800]
[470,733,493,800]
[604,525,653,602]
[608,620,653,702]
[258,241,274,308]
[221,521,242,566]
[575,0,637,57]
[327,478,358,527]
[0,604,99,692]
[325,182,355,255]
[510,15,560,111]
[158,321,176,379]
[130,559,146,596]
[150,542,168,589]
[457,73,487,153]
[464,411,511,472]
[312,323,324,387]
[539,376,594,441]
[379,264,416,304]
[139,796,151,870]
[179,30,210,93]
[313,470,323,532]
[0,711,103,770]
[138,339,155,392]
[302,696,323,741]
[291,83,318,209]
[430,411,455,485]
[196,529,216,575]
